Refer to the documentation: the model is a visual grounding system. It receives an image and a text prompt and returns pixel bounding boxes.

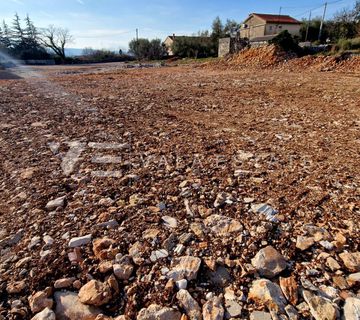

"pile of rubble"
[207,45,296,70]
[0,63,360,320]
[207,45,360,73]
[3,196,360,320]
[281,54,360,73]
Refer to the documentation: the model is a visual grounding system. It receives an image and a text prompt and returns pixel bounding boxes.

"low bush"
[269,30,301,54]
[351,37,360,49]
[80,49,135,63]
[171,37,217,58]
[128,38,166,60]
[336,37,360,51]
[338,38,352,51]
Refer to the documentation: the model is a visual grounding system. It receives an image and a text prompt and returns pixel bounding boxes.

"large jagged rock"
[279,276,298,305]
[28,291,53,313]
[113,256,134,280]
[167,256,201,281]
[347,272,360,287]
[92,238,116,261]
[204,214,242,236]
[248,279,287,312]
[162,216,178,229]
[78,280,112,307]
[150,249,169,262]
[68,234,92,248]
[302,290,339,320]
[339,252,360,272]
[54,291,101,320]
[31,307,56,320]
[213,192,236,208]
[343,297,360,320]
[251,246,287,278]
[203,296,224,320]
[7,280,27,294]
[224,288,242,319]
[176,289,202,320]
[251,203,278,222]
[45,196,66,210]
[54,277,76,289]
[250,311,272,320]
[225,299,242,319]
[137,304,181,320]
[296,236,315,251]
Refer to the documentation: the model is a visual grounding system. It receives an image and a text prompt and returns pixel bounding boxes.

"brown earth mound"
[207,45,360,73]
[208,45,296,69]
[282,54,360,72]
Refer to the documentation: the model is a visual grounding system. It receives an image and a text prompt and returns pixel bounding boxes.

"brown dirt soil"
[283,54,360,72]
[0,63,360,319]
[207,44,360,73]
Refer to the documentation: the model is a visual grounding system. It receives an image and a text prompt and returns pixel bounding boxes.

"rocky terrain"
[0,63,360,319]
[210,45,360,72]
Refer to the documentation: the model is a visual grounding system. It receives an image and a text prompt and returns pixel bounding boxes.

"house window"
[269,26,273,31]
[278,25,282,29]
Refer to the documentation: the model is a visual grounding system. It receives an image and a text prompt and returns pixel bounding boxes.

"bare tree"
[41,25,73,60]
[82,47,95,56]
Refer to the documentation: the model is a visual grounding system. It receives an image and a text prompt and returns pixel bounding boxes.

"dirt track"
[0,63,360,319]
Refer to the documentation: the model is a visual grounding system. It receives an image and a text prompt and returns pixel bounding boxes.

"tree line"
[0,13,73,61]
[128,1,360,60]
[128,17,238,60]
[128,38,167,60]
[2,2,359,63]
[300,1,360,43]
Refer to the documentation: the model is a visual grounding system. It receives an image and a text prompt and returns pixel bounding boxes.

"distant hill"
[65,48,84,57]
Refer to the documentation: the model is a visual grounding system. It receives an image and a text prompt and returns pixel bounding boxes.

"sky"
[0,0,357,51]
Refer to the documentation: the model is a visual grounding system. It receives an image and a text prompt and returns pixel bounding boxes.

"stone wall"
[218,38,232,57]
[218,38,251,57]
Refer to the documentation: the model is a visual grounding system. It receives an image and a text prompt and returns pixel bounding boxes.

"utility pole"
[135,28,139,60]
[318,2,327,41]
[276,7,282,34]
[305,10,312,42]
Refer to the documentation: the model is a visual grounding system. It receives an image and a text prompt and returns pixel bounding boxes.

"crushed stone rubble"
[205,44,360,73]
[0,62,359,319]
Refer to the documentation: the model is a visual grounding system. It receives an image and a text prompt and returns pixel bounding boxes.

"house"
[163,35,177,56]
[239,13,302,41]
[163,34,211,56]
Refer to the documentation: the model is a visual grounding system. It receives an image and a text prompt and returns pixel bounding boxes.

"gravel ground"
[0,63,360,319]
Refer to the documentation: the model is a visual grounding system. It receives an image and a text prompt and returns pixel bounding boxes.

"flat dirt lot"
[0,63,360,319]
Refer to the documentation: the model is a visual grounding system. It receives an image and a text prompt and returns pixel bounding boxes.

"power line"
[318,2,328,39]
[276,6,282,33]
[291,0,355,18]
[292,4,327,18]
[282,3,324,10]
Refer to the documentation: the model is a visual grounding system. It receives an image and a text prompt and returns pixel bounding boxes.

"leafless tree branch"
[40,25,73,60]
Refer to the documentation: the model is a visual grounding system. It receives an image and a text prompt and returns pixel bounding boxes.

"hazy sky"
[0,0,357,50]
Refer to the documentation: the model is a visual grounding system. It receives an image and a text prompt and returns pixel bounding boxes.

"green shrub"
[74,48,135,64]
[269,30,301,53]
[337,38,352,51]
[128,38,166,60]
[171,37,217,58]
[351,37,360,49]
